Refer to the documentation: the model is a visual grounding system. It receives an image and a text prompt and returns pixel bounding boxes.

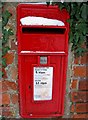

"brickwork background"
[1,3,19,118]
[70,53,88,118]
[1,2,88,119]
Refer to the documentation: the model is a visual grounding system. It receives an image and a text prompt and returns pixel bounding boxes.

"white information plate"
[33,67,53,101]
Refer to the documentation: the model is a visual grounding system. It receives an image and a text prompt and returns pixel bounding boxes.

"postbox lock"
[40,56,47,64]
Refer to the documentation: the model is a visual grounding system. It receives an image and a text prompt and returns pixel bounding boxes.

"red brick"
[2,107,13,117]
[73,113,88,118]
[2,93,10,105]
[80,53,88,64]
[71,104,75,112]
[0,94,2,105]
[0,81,2,93]
[71,91,88,102]
[2,80,17,91]
[10,66,17,80]
[2,110,12,117]
[79,80,88,90]
[71,80,78,89]
[7,81,17,90]
[74,57,80,64]
[73,66,87,77]
[76,103,88,113]
[11,41,17,50]
[2,81,8,92]
[11,94,18,104]
[4,53,14,65]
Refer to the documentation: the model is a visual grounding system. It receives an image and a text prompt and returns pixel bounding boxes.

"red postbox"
[17,3,69,118]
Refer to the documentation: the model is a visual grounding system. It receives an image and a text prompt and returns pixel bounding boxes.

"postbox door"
[19,55,65,116]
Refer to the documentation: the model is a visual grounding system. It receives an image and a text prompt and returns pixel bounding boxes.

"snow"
[20,51,65,54]
[20,16,65,26]
[61,0,64,3]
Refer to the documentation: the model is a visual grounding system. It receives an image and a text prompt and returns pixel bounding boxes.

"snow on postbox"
[17,3,69,118]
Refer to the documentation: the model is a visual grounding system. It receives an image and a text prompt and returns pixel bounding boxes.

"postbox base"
[20,113,63,118]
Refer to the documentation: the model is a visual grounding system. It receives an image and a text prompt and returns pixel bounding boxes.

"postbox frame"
[17,3,69,118]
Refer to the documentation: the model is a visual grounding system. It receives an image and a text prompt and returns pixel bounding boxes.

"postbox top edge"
[17,3,58,9]
[17,3,70,32]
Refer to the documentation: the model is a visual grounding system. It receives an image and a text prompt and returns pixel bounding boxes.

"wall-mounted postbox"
[17,3,69,118]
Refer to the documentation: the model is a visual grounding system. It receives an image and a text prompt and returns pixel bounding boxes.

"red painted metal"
[17,3,69,118]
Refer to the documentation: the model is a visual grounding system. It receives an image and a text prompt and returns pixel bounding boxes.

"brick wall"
[70,53,88,118]
[1,3,19,118]
[1,3,88,119]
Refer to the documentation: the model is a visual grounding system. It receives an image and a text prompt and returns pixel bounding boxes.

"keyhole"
[29,86,31,89]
